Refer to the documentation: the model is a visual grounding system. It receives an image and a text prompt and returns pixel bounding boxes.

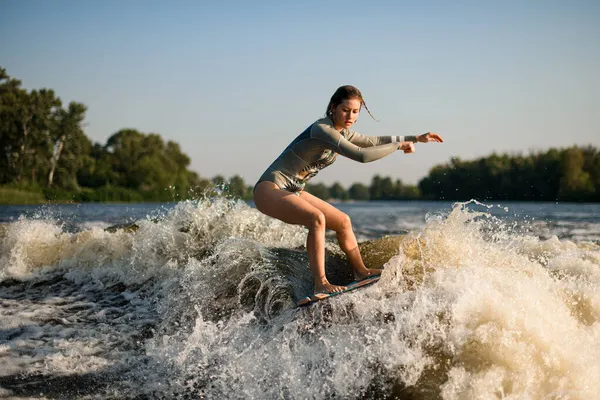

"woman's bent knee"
[339,214,352,232]
[309,212,326,231]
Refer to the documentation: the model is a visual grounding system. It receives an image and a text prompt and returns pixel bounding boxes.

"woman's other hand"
[417,132,444,143]
[399,142,415,154]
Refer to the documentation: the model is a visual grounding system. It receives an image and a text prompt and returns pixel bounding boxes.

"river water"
[1,199,599,399]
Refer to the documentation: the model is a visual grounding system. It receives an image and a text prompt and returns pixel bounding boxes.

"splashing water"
[0,199,599,399]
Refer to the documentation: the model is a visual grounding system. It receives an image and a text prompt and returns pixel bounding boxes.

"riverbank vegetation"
[1,66,598,204]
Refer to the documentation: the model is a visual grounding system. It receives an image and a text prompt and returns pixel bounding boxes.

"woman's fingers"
[424,132,443,142]
[400,142,415,154]
[428,133,444,142]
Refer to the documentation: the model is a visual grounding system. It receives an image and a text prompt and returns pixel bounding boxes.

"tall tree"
[0,69,60,184]
[48,101,89,187]
[15,88,61,183]
[0,67,23,183]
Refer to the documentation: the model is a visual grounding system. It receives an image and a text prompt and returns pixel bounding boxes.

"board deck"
[297,275,381,307]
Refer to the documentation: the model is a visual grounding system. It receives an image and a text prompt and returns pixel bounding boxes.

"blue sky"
[1,0,599,186]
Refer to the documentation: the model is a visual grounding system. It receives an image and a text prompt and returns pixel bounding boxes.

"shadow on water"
[0,368,124,399]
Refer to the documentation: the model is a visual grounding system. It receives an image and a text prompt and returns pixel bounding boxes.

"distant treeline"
[419,147,600,202]
[1,66,599,204]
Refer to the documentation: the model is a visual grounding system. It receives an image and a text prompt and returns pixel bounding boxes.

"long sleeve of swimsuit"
[312,122,417,163]
[345,129,418,147]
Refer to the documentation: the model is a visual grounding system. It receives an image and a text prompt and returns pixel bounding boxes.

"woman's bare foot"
[314,281,347,295]
[354,268,383,281]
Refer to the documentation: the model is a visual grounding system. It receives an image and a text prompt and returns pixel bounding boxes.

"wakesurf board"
[297,275,380,307]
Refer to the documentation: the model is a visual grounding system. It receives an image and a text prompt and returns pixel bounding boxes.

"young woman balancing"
[253,85,443,295]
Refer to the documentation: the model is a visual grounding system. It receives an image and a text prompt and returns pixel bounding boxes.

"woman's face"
[332,98,361,130]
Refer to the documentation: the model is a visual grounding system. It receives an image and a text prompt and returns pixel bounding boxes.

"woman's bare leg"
[299,191,383,280]
[253,182,346,294]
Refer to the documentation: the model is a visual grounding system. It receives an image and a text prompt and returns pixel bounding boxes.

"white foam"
[1,199,599,398]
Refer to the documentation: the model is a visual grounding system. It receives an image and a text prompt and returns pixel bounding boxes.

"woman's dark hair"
[325,85,377,121]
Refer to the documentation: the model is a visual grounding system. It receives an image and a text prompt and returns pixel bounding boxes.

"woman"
[253,85,443,295]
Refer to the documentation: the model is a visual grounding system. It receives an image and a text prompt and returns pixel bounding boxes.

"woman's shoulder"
[313,117,333,127]
[311,117,339,133]
[312,117,349,137]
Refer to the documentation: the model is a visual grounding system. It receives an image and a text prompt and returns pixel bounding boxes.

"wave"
[1,199,599,399]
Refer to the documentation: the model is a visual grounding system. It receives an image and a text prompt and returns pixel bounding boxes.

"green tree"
[0,68,25,183]
[0,68,61,185]
[348,183,370,200]
[78,143,119,188]
[329,182,349,200]
[582,146,600,201]
[48,101,90,188]
[370,175,383,200]
[104,129,145,188]
[559,146,594,201]
[1,66,206,202]
[380,176,395,200]
[393,179,420,199]
[418,147,600,202]
[16,89,61,184]
[227,175,247,198]
[306,182,330,199]
[400,185,420,199]
[212,175,226,188]
[103,129,199,199]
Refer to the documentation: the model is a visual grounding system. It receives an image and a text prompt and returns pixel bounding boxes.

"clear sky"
[1,0,599,187]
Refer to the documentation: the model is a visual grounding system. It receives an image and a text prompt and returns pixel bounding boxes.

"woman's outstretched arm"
[345,129,418,147]
[313,122,414,163]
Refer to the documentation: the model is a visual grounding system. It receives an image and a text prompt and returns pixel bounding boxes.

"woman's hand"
[417,132,444,143]
[399,142,415,154]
